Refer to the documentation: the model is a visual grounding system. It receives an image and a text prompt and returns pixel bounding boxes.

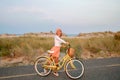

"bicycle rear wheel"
[34,56,52,76]
[65,59,84,79]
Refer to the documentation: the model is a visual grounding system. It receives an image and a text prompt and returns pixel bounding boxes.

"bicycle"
[34,44,84,79]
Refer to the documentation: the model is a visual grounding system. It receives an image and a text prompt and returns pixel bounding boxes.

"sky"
[0,0,120,34]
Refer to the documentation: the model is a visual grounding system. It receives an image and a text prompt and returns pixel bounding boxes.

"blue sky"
[0,0,120,34]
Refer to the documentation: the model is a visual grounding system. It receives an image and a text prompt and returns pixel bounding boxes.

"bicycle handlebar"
[61,43,70,49]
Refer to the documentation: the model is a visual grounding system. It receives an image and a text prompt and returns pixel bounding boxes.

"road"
[0,57,120,80]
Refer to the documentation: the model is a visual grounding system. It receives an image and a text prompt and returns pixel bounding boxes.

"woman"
[48,28,68,76]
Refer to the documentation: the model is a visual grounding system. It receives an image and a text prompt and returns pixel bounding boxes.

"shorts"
[51,46,60,58]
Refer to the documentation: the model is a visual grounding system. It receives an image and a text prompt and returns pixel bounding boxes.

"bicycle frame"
[43,50,75,71]
[42,44,76,72]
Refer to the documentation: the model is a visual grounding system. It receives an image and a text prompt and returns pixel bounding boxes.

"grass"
[0,35,120,59]
[0,36,53,57]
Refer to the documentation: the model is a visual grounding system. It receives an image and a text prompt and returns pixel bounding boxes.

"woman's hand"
[66,42,70,45]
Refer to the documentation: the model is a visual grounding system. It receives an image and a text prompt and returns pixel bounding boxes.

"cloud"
[6,6,46,14]
[0,6,53,24]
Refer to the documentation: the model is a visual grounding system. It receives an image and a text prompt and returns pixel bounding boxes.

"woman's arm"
[55,35,66,43]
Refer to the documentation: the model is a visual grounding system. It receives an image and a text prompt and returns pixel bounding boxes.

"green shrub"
[0,36,120,58]
[114,31,120,40]
[0,38,14,56]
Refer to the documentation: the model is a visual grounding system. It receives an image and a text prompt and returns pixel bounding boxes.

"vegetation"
[114,31,120,40]
[0,37,53,57]
[0,35,120,59]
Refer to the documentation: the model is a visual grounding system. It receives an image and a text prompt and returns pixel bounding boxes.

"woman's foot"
[53,72,59,76]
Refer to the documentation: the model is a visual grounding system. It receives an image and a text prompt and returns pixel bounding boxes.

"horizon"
[0,0,120,34]
[0,30,119,35]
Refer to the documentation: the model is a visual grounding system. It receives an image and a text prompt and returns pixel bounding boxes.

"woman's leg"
[50,46,60,76]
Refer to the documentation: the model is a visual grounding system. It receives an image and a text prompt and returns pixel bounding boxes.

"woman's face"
[58,30,62,37]
[56,29,62,37]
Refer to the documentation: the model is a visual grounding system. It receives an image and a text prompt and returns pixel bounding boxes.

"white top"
[54,35,66,47]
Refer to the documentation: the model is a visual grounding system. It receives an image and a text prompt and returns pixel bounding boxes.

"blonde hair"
[56,28,62,35]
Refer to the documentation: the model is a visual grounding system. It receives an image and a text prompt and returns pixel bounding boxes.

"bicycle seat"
[47,50,54,53]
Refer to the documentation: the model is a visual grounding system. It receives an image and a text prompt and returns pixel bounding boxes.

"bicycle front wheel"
[65,59,84,79]
[34,56,52,76]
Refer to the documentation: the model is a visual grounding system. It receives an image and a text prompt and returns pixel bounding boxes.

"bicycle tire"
[34,56,52,76]
[65,59,84,79]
